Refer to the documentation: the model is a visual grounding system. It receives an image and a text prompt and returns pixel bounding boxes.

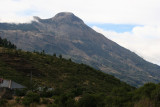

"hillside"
[1,39,160,107]
[0,47,133,95]
[0,12,160,87]
[0,41,137,106]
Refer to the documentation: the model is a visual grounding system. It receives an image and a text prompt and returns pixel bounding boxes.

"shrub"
[42,98,49,104]
[78,94,105,107]
[47,103,58,107]
[1,89,13,100]
[40,91,54,98]
[22,91,40,106]
[15,97,21,104]
[0,99,7,106]
[15,89,27,96]
[22,97,31,106]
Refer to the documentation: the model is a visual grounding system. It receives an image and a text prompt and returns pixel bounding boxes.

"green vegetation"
[0,47,133,95]
[22,91,40,106]
[0,37,16,49]
[0,39,160,107]
[0,99,7,106]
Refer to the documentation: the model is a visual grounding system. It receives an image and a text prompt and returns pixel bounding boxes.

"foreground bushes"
[2,83,160,107]
[0,99,7,106]
[22,91,40,106]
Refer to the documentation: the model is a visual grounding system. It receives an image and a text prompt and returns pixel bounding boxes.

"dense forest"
[0,38,160,107]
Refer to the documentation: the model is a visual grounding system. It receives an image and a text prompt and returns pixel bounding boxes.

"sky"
[0,0,160,65]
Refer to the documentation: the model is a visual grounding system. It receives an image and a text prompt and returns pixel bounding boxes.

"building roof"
[0,79,25,89]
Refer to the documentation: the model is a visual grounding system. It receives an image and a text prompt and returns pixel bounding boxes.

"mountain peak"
[54,12,74,17]
[53,12,84,23]
[33,16,41,21]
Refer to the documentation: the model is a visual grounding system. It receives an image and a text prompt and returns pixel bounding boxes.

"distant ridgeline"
[0,37,16,49]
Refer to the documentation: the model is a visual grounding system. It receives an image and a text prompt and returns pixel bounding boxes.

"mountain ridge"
[0,12,160,87]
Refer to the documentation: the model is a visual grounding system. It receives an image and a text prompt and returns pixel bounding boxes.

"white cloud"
[0,0,160,25]
[92,26,160,65]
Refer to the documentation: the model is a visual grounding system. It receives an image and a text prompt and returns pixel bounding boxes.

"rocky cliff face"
[0,12,160,87]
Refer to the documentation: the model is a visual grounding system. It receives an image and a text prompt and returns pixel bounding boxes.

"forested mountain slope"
[0,38,160,107]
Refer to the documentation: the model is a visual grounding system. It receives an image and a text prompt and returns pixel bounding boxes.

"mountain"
[0,12,160,87]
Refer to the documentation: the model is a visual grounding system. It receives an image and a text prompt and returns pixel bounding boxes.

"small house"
[0,78,26,99]
[0,78,25,89]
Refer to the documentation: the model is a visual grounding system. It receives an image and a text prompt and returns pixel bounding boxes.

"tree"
[0,37,16,49]
[53,53,56,57]
[59,54,62,59]
[78,94,105,107]
[22,91,40,106]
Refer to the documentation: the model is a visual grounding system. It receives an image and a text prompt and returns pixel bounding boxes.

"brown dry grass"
[134,98,155,107]
[5,96,47,107]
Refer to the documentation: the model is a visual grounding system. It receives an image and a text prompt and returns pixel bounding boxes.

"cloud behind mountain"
[0,0,160,25]
[93,25,160,65]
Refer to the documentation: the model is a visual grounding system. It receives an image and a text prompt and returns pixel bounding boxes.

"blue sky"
[87,23,142,33]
